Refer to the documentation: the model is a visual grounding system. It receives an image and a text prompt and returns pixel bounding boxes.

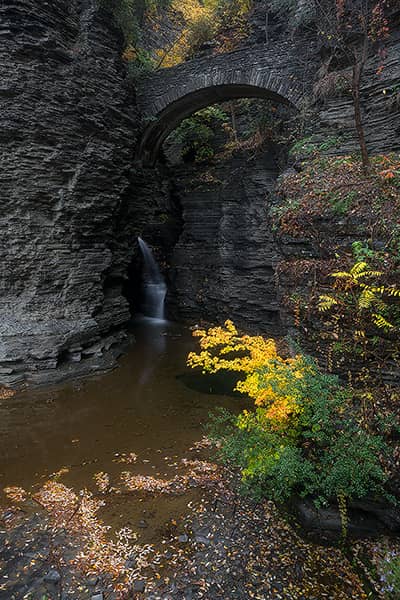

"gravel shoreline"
[1,467,371,600]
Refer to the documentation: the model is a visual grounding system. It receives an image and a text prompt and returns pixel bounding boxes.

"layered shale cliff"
[1,0,399,386]
[167,148,282,335]
[0,0,138,385]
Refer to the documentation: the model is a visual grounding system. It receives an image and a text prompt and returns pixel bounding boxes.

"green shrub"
[380,552,400,598]
[98,0,171,45]
[208,358,390,506]
[185,14,215,58]
[289,135,342,160]
[126,48,156,79]
[167,106,229,162]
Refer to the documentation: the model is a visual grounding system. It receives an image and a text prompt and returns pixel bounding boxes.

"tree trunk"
[230,102,239,143]
[352,37,370,172]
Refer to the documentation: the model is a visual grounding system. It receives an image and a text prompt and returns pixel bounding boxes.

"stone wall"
[0,0,138,385]
[314,31,400,156]
[166,147,282,335]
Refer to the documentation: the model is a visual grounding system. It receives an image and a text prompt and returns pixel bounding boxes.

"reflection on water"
[0,320,247,540]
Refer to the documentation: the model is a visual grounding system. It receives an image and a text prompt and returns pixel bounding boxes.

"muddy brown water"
[0,319,247,543]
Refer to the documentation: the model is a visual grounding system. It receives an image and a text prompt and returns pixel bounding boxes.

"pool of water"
[0,319,246,542]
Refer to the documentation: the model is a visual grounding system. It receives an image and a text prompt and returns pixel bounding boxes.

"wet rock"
[167,150,283,337]
[86,576,99,587]
[138,519,148,528]
[133,580,146,593]
[178,534,189,543]
[44,569,61,584]
[184,587,193,600]
[293,496,399,539]
[195,534,211,545]
[0,0,138,387]
[350,499,400,534]
[91,593,104,600]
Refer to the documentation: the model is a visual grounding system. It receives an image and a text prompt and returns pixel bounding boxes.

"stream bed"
[0,319,370,599]
[0,319,245,541]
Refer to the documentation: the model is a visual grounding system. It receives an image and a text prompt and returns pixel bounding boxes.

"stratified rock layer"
[167,148,282,334]
[0,0,138,385]
[1,0,399,386]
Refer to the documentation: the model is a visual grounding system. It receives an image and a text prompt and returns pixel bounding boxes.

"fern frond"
[354,329,366,338]
[358,289,376,309]
[373,298,387,312]
[318,295,338,312]
[350,261,369,277]
[356,270,383,279]
[331,271,352,279]
[360,284,386,295]
[387,287,400,298]
[372,313,395,330]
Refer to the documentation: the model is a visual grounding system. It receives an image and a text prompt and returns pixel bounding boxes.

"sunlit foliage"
[155,0,252,67]
[188,320,309,425]
[188,321,391,507]
[319,260,400,332]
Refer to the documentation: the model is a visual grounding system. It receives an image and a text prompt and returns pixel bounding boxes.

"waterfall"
[138,237,167,321]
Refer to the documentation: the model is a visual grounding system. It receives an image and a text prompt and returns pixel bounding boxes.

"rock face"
[167,147,282,335]
[1,0,399,386]
[136,41,316,164]
[0,0,138,385]
[313,31,400,156]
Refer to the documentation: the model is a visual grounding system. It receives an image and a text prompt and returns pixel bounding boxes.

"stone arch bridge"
[136,42,311,165]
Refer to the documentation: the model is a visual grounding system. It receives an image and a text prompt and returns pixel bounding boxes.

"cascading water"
[138,237,167,321]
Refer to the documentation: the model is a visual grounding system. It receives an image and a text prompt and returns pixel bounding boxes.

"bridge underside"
[135,43,307,166]
[137,83,296,166]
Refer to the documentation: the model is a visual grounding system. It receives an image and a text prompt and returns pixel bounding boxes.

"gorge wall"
[0,0,139,385]
[1,0,399,387]
[166,148,282,335]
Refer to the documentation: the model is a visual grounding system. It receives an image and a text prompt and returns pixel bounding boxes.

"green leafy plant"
[189,322,391,507]
[318,260,400,332]
[167,106,229,162]
[207,363,390,506]
[289,135,342,160]
[99,0,170,45]
[352,241,376,261]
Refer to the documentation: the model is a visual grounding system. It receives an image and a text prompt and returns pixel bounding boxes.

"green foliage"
[207,355,390,506]
[98,0,170,46]
[126,48,156,79]
[167,106,229,162]
[327,190,357,215]
[352,240,375,261]
[155,0,252,67]
[318,260,400,333]
[380,552,400,598]
[185,13,215,58]
[289,135,342,160]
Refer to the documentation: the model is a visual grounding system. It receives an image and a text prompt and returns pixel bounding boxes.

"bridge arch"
[136,44,305,165]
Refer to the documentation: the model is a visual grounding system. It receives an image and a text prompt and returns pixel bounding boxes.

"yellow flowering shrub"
[190,322,390,506]
[187,320,309,425]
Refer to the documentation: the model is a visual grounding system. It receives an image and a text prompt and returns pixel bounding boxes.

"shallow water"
[0,319,246,542]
